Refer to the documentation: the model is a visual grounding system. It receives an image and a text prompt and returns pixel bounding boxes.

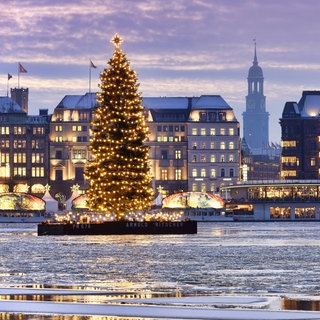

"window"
[72,125,83,132]
[33,127,45,135]
[311,158,316,166]
[218,112,226,121]
[32,167,44,177]
[14,167,26,177]
[201,155,206,162]
[161,150,168,159]
[175,169,182,180]
[192,169,197,177]
[55,150,62,159]
[73,150,86,159]
[230,168,234,177]
[55,169,63,181]
[201,169,206,177]
[200,128,206,136]
[221,168,225,177]
[13,153,26,163]
[201,183,206,193]
[14,139,26,149]
[192,155,197,162]
[221,155,225,162]
[220,128,225,135]
[0,153,9,163]
[229,142,234,149]
[201,142,206,149]
[175,150,181,159]
[192,128,197,135]
[0,140,9,148]
[199,112,207,121]
[13,126,26,135]
[210,183,215,192]
[211,168,216,178]
[75,167,84,181]
[163,126,168,132]
[175,126,179,132]
[210,155,215,162]
[161,169,168,180]
[229,154,234,162]
[210,142,215,149]
[157,126,162,132]
[55,125,62,132]
[209,112,216,121]
[220,142,225,149]
[229,128,234,135]
[180,125,185,132]
[0,127,9,135]
[192,183,197,192]
[56,136,63,142]
[32,153,44,163]
[193,142,197,149]
[210,128,216,135]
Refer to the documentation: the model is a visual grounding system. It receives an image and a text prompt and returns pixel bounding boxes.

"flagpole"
[18,63,20,89]
[89,60,92,94]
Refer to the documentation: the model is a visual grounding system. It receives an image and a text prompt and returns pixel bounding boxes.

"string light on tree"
[85,33,154,220]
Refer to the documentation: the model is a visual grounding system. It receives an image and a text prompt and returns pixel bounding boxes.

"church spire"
[253,39,258,66]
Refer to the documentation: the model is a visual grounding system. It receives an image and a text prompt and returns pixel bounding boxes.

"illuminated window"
[175,150,181,159]
[13,167,26,177]
[200,128,206,135]
[192,128,197,135]
[220,128,225,135]
[33,127,45,135]
[0,153,9,163]
[311,158,316,166]
[73,150,86,159]
[201,142,206,149]
[229,154,234,162]
[192,183,197,192]
[72,125,83,132]
[55,125,62,132]
[211,168,216,177]
[220,142,225,149]
[32,167,44,177]
[210,183,215,192]
[192,142,197,149]
[282,140,296,147]
[201,183,206,193]
[229,128,234,135]
[175,169,182,180]
[210,128,216,135]
[31,140,39,149]
[163,136,168,142]
[201,168,206,177]
[210,155,215,162]
[0,127,9,135]
[56,136,63,142]
[13,153,26,163]
[210,142,215,149]
[0,140,9,148]
[281,170,296,177]
[161,169,168,180]
[201,155,206,162]
[229,142,234,149]
[13,126,26,135]
[72,136,77,142]
[192,169,197,177]
[221,155,225,162]
[192,155,197,162]
[14,139,26,149]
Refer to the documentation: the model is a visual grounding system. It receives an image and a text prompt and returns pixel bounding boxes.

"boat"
[37,220,198,236]
[0,211,52,223]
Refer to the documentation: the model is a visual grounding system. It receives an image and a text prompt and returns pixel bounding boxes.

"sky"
[1,0,320,143]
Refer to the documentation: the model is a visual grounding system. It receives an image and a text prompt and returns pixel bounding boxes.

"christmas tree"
[85,34,154,220]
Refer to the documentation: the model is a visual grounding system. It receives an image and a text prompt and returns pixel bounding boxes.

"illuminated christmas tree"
[85,34,154,220]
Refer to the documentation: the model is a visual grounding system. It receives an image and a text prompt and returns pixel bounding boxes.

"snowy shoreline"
[1,287,320,319]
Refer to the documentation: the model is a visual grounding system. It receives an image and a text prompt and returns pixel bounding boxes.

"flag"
[19,63,27,73]
[90,60,97,68]
[7,74,12,80]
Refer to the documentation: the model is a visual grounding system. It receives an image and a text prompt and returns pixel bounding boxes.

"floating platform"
[37,220,197,236]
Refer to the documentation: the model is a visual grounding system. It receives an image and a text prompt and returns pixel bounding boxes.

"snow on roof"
[192,95,231,109]
[0,97,23,113]
[142,97,190,109]
[76,93,98,108]
[56,95,82,108]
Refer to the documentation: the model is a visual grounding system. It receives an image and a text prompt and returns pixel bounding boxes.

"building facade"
[144,95,240,196]
[242,43,269,152]
[280,90,320,179]
[49,93,97,198]
[0,95,50,195]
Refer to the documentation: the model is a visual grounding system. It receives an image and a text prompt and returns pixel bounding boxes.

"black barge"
[38,220,197,236]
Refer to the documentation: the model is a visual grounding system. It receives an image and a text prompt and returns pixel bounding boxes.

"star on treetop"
[111,33,123,49]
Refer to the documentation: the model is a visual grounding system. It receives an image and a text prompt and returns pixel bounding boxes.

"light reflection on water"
[1,222,320,318]
[1,222,320,294]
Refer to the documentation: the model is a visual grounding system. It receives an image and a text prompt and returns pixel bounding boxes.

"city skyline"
[1,0,320,143]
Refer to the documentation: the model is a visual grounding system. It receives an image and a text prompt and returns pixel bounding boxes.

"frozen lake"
[1,221,320,318]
